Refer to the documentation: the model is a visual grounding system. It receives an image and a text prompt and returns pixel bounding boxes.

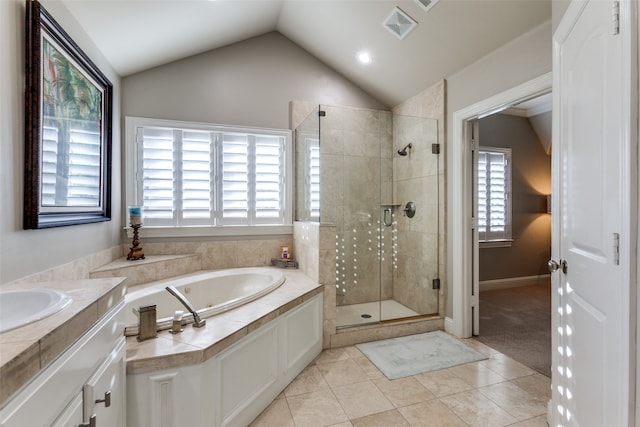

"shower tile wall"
[319,105,393,306]
[392,117,440,315]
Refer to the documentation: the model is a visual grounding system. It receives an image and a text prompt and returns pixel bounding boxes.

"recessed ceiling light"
[357,51,372,64]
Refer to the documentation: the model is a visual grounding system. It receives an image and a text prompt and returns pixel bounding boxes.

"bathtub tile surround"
[130,238,294,271]
[0,277,126,406]
[125,269,322,374]
[91,254,202,286]
[250,338,550,427]
[293,222,337,348]
[126,268,323,427]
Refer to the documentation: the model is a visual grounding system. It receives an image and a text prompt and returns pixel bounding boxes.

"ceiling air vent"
[413,0,440,13]
[382,7,417,40]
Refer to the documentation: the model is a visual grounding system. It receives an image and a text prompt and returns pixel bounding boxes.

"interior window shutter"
[140,127,176,224]
[477,151,488,235]
[181,130,213,223]
[487,151,507,236]
[131,118,290,229]
[478,148,511,241]
[221,133,249,222]
[308,140,320,220]
[254,135,284,222]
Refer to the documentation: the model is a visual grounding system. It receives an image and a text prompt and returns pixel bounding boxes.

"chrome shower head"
[397,143,412,156]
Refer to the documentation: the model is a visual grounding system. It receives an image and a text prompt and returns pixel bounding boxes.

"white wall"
[0,0,122,284]
[122,32,387,130]
[445,20,552,316]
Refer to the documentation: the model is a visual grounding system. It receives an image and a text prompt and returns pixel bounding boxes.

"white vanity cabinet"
[51,394,84,427]
[0,302,125,427]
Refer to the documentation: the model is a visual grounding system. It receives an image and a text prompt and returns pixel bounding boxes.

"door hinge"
[613,233,620,265]
[318,110,326,117]
[471,139,478,151]
[471,217,477,230]
[432,278,441,290]
[432,143,440,154]
[612,1,620,35]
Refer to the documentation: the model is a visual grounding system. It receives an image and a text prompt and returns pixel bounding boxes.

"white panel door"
[552,1,636,426]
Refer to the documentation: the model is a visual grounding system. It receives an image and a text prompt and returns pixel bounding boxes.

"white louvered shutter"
[134,120,289,228]
[308,140,320,220]
[220,133,249,222]
[477,148,511,241]
[140,127,175,224]
[181,130,213,224]
[254,135,284,222]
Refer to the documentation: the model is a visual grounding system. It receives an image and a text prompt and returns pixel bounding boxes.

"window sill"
[479,239,513,249]
[125,224,293,239]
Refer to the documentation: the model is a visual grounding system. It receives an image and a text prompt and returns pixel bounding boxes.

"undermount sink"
[0,288,72,333]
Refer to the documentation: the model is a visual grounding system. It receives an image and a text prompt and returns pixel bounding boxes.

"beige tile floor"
[250,336,550,427]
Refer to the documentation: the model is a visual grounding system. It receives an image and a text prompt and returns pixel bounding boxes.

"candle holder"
[127,224,145,261]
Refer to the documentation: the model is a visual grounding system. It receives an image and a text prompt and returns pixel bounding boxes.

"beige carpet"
[474,283,551,377]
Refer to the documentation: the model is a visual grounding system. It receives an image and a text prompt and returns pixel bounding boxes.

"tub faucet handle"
[137,304,158,342]
[170,310,184,334]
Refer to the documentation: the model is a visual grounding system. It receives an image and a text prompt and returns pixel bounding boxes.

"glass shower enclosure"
[295,104,440,328]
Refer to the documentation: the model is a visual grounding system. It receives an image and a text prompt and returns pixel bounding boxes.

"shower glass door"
[296,105,439,328]
[382,113,440,322]
[315,105,386,326]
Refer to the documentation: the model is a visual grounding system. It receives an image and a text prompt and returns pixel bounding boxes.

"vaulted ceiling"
[63,0,551,107]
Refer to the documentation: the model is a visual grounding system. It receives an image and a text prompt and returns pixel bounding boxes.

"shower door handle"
[383,208,393,227]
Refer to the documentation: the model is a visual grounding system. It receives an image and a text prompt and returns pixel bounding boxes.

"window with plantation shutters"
[477,147,512,242]
[219,132,285,224]
[127,117,291,231]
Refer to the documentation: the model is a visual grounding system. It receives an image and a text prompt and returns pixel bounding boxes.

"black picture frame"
[24,0,112,229]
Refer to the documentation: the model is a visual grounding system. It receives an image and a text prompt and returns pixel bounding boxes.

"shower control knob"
[547,259,567,274]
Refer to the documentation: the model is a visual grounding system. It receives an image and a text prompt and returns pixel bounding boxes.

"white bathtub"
[124,267,285,336]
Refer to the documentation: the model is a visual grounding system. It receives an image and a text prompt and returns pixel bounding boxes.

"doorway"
[447,73,552,340]
[470,96,552,376]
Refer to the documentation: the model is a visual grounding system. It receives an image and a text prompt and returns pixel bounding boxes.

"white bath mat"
[356,331,487,379]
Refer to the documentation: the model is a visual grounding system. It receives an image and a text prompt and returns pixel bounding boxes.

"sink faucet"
[165,286,206,328]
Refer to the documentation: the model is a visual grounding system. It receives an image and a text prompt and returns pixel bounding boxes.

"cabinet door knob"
[95,390,111,408]
[79,414,96,427]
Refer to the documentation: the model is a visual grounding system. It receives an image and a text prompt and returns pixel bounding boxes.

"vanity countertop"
[125,269,323,375]
[0,277,127,407]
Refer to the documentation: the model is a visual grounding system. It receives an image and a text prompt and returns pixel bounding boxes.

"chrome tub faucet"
[165,285,206,328]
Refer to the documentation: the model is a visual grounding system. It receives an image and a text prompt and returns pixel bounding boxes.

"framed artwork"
[24,0,113,229]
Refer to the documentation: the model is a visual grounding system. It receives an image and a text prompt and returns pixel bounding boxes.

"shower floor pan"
[336,299,419,327]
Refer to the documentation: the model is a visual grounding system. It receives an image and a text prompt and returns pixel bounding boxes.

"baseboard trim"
[444,316,461,337]
[480,275,551,292]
